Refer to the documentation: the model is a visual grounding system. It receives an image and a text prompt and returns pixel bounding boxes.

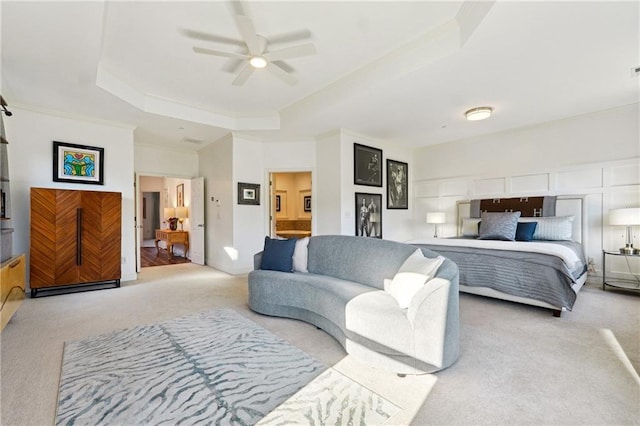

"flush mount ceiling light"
[465,106,493,121]
[249,56,268,69]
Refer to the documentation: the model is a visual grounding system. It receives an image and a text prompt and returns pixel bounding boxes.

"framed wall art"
[386,159,408,209]
[177,183,185,207]
[238,182,260,205]
[355,192,382,238]
[304,195,311,212]
[354,143,382,187]
[53,141,104,185]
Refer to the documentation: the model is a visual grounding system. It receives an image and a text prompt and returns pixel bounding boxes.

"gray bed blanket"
[413,241,587,310]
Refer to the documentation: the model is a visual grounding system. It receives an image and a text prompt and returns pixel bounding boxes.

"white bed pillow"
[461,218,481,237]
[386,249,445,308]
[292,237,310,272]
[519,216,574,240]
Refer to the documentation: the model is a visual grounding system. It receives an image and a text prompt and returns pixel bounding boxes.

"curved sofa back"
[307,235,446,289]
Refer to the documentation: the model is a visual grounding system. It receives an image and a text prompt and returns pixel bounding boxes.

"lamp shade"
[175,206,188,219]
[164,207,175,219]
[426,212,446,224]
[609,208,640,226]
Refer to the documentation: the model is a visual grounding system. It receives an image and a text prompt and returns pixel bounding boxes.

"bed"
[409,196,588,317]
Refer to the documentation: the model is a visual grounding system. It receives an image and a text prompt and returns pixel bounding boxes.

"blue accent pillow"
[515,221,538,242]
[260,236,297,272]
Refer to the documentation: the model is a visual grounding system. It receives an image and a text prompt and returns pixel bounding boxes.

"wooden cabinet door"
[30,188,58,288]
[79,191,121,283]
[54,189,82,286]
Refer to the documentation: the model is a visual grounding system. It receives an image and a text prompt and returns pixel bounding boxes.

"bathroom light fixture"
[249,56,267,69]
[465,106,493,121]
[426,212,446,238]
[609,207,640,254]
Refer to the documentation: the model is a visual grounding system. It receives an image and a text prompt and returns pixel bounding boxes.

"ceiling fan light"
[249,56,267,69]
[465,106,493,121]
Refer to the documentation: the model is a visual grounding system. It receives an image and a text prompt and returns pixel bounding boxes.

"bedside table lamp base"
[609,208,640,256]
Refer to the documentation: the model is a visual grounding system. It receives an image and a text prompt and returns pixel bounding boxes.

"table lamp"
[609,207,640,254]
[426,212,446,238]
[175,206,188,231]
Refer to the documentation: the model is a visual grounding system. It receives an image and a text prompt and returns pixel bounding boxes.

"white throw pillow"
[292,237,310,272]
[387,249,445,309]
[461,218,481,237]
[519,216,574,240]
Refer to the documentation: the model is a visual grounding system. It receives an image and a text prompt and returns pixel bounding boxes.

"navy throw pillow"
[260,236,297,272]
[515,222,538,242]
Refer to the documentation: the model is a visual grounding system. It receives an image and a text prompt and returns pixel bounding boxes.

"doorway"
[142,192,160,244]
[137,175,194,269]
[271,171,312,238]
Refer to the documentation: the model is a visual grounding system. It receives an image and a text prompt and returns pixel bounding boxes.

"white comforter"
[406,238,581,270]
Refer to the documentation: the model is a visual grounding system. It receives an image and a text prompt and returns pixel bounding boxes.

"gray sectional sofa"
[248,235,460,375]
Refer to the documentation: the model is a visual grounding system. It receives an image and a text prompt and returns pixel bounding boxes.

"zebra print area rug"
[56,309,399,425]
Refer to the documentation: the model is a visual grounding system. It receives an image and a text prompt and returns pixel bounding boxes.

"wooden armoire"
[30,188,121,297]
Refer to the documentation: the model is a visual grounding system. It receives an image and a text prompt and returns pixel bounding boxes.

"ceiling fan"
[183,13,316,86]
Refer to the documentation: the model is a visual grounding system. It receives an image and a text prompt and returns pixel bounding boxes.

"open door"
[189,177,205,265]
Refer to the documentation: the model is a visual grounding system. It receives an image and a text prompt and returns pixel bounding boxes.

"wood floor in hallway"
[140,247,191,268]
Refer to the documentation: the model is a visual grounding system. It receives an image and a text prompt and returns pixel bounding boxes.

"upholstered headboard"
[457,196,585,243]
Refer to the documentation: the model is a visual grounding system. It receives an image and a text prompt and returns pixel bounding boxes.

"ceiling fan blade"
[222,58,246,74]
[268,63,297,86]
[227,0,248,17]
[232,64,255,86]
[179,29,245,48]
[234,14,262,55]
[193,46,247,59]
[268,29,312,46]
[264,43,316,62]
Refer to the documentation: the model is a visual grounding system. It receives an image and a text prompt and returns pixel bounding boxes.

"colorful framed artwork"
[238,182,260,205]
[53,141,104,185]
[177,184,185,207]
[386,159,408,209]
[354,143,382,187]
[355,192,382,238]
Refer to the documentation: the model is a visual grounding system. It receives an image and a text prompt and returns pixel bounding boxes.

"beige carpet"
[1,263,638,425]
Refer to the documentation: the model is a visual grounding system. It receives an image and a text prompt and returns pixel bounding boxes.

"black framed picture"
[53,141,104,185]
[355,192,382,238]
[354,143,382,187]
[238,182,260,205]
[276,195,281,212]
[304,195,311,212]
[386,159,408,209]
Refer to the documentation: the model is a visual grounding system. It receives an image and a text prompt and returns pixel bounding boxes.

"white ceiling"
[2,1,638,151]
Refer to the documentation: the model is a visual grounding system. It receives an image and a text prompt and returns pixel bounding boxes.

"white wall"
[198,134,234,273]
[5,106,137,283]
[324,129,414,242]
[315,131,343,235]
[134,144,198,178]
[412,103,640,281]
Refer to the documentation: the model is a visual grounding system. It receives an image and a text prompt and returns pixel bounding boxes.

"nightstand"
[602,250,640,291]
